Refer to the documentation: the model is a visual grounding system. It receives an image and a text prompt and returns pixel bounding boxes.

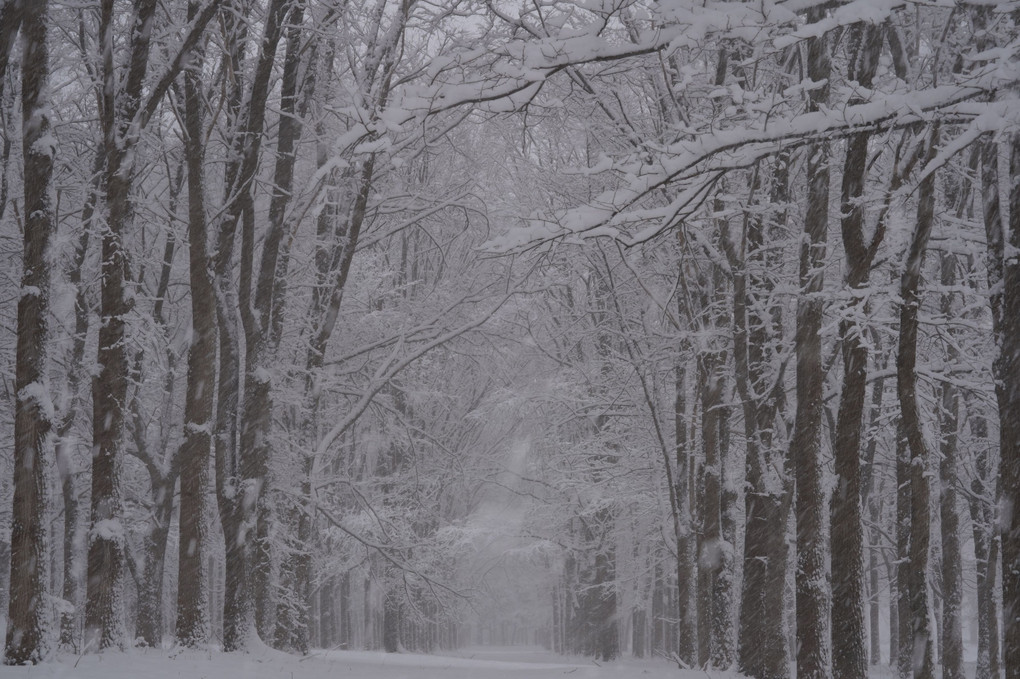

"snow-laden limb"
[393,0,802,119]
[485,83,998,252]
[772,0,906,48]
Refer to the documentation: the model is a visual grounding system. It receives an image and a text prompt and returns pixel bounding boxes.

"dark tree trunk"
[862,344,886,667]
[674,361,697,666]
[973,128,1004,679]
[212,0,291,649]
[969,414,1000,679]
[84,0,219,651]
[867,502,881,665]
[997,130,1020,679]
[175,9,214,645]
[383,587,400,652]
[728,154,790,679]
[793,15,831,679]
[830,24,882,679]
[699,325,723,668]
[895,422,913,678]
[134,474,173,647]
[937,234,965,679]
[896,126,939,679]
[4,0,53,663]
[85,0,147,647]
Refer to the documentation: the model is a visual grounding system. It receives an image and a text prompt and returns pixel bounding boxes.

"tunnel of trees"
[1,2,1019,679]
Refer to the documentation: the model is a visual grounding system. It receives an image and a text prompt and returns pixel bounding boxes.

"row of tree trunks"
[83,0,221,652]
[211,0,291,650]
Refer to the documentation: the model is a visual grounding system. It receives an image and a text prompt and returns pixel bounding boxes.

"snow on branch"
[484,84,998,252]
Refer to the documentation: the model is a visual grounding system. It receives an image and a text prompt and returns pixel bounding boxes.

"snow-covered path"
[0,645,747,678]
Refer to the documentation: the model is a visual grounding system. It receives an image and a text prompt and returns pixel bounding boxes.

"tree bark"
[85,0,219,651]
[85,0,151,651]
[212,0,291,649]
[4,0,54,663]
[895,125,939,679]
[175,7,214,643]
[895,421,913,678]
[968,414,1000,679]
[56,153,101,651]
[730,154,791,679]
[133,473,173,647]
[998,129,1020,679]
[830,24,883,679]
[937,218,965,679]
[674,360,697,666]
[793,15,831,679]
[698,262,730,669]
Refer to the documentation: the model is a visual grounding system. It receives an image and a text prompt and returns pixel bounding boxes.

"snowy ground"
[0,644,748,678]
[0,641,984,678]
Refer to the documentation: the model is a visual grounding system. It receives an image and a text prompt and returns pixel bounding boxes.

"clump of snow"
[90,519,125,544]
[30,131,59,160]
[18,382,55,422]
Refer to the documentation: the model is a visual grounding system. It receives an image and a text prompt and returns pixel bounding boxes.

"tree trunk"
[4,0,54,663]
[593,508,619,662]
[699,307,724,668]
[862,344,887,667]
[86,0,178,651]
[729,154,790,679]
[212,0,291,649]
[895,421,913,678]
[969,414,1000,679]
[229,0,292,642]
[974,127,1004,679]
[997,130,1020,679]
[134,475,173,647]
[55,155,100,651]
[632,608,646,658]
[86,34,132,648]
[937,240,965,679]
[383,586,400,652]
[896,126,939,679]
[830,24,882,679]
[867,502,881,664]
[793,15,831,679]
[174,3,214,647]
[674,361,697,666]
